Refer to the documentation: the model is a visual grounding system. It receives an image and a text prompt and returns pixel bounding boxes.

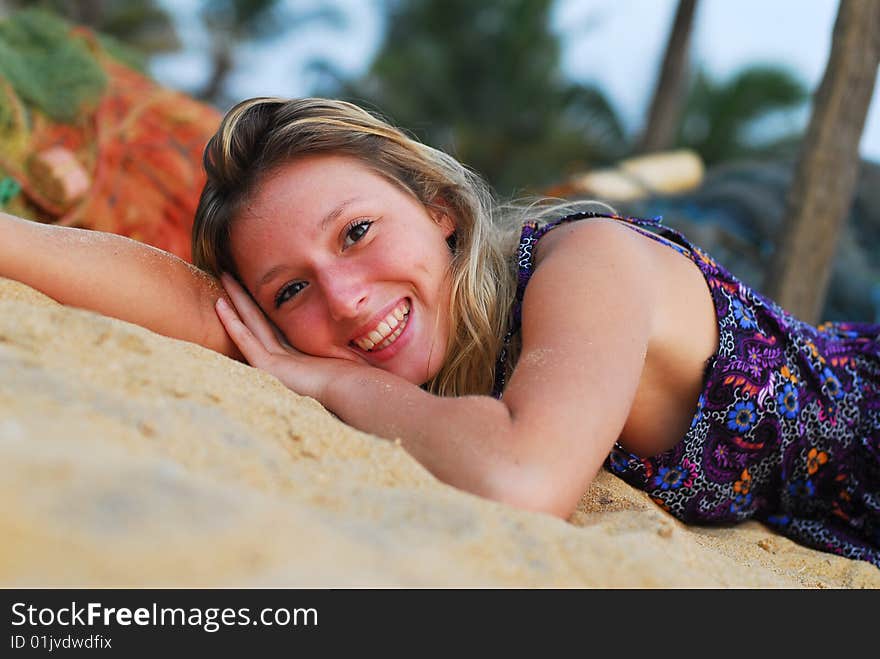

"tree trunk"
[765,0,880,324]
[198,41,233,106]
[71,1,106,26]
[636,0,699,154]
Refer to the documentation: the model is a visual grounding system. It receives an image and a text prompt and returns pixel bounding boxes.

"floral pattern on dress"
[494,212,880,569]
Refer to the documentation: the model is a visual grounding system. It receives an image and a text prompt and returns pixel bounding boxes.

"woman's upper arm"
[498,219,657,515]
[0,212,242,359]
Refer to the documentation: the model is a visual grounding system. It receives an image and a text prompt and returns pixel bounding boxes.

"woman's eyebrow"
[320,196,361,232]
[256,264,288,293]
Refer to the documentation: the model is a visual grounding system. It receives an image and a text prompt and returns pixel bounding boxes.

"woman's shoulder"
[522,213,720,456]
[523,213,718,352]
[531,214,657,269]
[530,213,692,266]
[523,216,662,338]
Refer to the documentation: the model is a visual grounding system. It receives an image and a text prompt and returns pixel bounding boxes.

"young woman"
[2,97,877,568]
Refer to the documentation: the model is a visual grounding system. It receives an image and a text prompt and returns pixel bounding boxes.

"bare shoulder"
[532,216,657,270]
[531,217,709,338]
[494,215,719,514]
[527,215,718,457]
[527,218,668,338]
[518,217,661,384]
[497,217,658,515]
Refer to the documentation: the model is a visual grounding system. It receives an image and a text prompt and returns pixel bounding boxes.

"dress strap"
[533,211,695,258]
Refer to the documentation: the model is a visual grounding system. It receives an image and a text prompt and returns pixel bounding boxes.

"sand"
[1,277,877,587]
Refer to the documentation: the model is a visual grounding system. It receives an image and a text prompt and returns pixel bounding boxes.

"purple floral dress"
[493,212,880,569]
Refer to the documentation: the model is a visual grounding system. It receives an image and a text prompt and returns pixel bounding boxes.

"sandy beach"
[1,276,877,588]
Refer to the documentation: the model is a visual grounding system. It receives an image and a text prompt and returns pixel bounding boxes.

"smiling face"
[230,153,456,385]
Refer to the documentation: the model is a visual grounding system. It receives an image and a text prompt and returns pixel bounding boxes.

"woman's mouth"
[351,299,411,352]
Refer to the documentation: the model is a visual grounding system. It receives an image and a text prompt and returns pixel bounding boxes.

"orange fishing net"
[0,21,220,262]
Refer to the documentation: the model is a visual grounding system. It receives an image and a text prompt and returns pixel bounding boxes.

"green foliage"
[95,33,149,73]
[200,0,286,40]
[0,9,107,123]
[328,0,624,197]
[96,1,180,54]
[677,65,808,164]
[6,0,179,59]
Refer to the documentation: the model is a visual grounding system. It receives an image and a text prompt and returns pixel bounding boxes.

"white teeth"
[353,300,411,352]
[377,324,405,350]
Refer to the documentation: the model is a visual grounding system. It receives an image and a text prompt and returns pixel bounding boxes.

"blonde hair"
[193,97,610,396]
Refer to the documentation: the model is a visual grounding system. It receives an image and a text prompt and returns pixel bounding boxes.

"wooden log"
[553,149,704,201]
[28,146,91,208]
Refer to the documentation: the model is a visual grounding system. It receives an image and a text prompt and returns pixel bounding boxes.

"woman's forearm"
[215,272,592,518]
[0,212,240,358]
[319,366,567,513]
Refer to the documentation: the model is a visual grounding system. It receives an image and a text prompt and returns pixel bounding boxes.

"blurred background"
[1,0,879,322]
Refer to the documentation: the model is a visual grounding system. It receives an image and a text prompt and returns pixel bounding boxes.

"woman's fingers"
[215,297,276,369]
[216,296,314,396]
[219,273,285,352]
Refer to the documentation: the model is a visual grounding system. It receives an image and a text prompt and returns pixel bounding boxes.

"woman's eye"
[275,281,306,308]
[343,220,372,249]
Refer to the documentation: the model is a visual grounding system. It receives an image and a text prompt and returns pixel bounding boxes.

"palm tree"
[766,0,880,323]
[637,0,700,154]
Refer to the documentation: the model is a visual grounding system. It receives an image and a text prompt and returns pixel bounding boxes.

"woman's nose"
[318,266,368,321]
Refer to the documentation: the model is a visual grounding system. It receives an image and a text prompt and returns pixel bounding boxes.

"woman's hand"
[215,273,358,402]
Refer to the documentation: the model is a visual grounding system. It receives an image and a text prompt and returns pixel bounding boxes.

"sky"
[152,0,880,161]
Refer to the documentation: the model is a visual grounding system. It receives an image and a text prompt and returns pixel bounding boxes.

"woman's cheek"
[274,316,307,351]
[278,316,339,357]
